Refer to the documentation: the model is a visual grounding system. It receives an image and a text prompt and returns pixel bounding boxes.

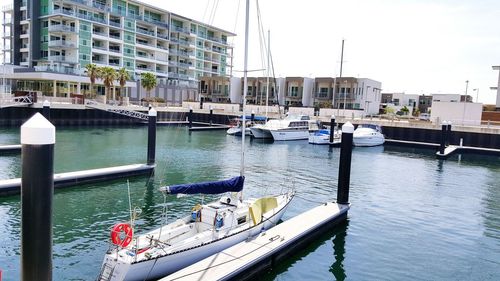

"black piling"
[251,111,255,123]
[209,106,213,126]
[439,122,447,154]
[147,108,157,165]
[20,113,55,281]
[337,122,354,204]
[200,97,204,109]
[446,122,452,146]
[42,100,50,121]
[188,106,193,128]
[329,115,336,143]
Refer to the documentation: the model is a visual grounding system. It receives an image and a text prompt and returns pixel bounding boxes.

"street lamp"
[473,88,479,103]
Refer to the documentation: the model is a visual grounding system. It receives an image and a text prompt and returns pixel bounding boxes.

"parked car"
[419,113,430,121]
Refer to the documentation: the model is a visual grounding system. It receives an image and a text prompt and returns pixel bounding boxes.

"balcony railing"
[92,30,106,36]
[127,12,142,21]
[92,45,107,51]
[172,26,190,34]
[34,65,84,75]
[109,20,121,28]
[334,93,355,99]
[157,33,168,40]
[48,25,76,33]
[49,55,77,63]
[92,1,110,12]
[136,28,154,36]
[109,48,121,53]
[109,34,121,39]
[48,40,77,48]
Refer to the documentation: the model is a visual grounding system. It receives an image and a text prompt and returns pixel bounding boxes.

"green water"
[0,126,499,280]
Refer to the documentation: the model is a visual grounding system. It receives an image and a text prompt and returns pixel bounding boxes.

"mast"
[265,30,270,119]
[240,0,250,177]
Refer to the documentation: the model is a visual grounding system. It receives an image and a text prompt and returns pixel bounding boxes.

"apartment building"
[1,0,234,100]
[283,77,314,107]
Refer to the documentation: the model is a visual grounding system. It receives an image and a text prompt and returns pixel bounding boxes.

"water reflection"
[330,220,349,281]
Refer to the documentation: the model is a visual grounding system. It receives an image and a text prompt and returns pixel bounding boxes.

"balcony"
[171,26,189,34]
[92,45,107,51]
[49,55,77,64]
[2,18,12,25]
[92,1,110,12]
[127,12,143,21]
[136,28,154,37]
[109,20,121,28]
[48,25,77,33]
[21,0,27,8]
[92,30,107,36]
[334,93,355,100]
[34,65,84,75]
[109,33,121,40]
[48,40,77,48]
[157,33,168,40]
[109,47,121,53]
[143,16,167,28]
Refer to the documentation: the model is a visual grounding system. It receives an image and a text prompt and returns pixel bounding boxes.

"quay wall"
[0,106,498,149]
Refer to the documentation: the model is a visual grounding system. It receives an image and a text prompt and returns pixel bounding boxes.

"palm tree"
[117,67,131,101]
[84,64,100,98]
[141,72,157,101]
[99,67,117,101]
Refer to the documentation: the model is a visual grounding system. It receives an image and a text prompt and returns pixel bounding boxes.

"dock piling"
[439,121,447,155]
[147,108,157,165]
[209,105,213,126]
[20,113,55,281]
[251,110,255,123]
[330,115,336,144]
[42,100,51,121]
[188,106,193,128]
[446,122,452,146]
[337,122,354,204]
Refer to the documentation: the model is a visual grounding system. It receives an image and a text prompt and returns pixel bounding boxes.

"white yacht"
[268,115,313,141]
[353,124,385,146]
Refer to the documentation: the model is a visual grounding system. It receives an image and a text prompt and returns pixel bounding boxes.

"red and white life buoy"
[111,223,133,247]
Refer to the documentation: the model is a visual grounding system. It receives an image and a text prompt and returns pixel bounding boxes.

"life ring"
[111,223,134,247]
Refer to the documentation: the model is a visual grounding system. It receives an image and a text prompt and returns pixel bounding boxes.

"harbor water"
[0,126,499,280]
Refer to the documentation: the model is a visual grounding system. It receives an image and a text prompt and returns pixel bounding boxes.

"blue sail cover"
[162,176,245,195]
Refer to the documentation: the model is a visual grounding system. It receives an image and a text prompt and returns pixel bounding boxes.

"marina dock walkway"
[0,144,21,153]
[162,202,349,281]
[0,163,154,196]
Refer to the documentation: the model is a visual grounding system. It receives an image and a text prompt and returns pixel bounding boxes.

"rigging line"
[232,0,241,34]
[208,0,220,26]
[202,0,211,23]
[256,0,267,74]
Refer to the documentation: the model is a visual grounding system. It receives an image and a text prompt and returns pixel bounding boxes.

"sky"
[141,0,500,104]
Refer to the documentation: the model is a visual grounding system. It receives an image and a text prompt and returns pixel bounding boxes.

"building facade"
[1,0,234,100]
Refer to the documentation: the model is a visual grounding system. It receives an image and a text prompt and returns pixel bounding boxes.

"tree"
[401,106,410,115]
[141,72,157,100]
[84,63,100,98]
[384,106,395,115]
[117,67,131,100]
[99,67,117,101]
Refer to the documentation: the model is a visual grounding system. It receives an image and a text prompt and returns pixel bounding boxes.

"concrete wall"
[319,108,365,119]
[301,78,314,107]
[288,107,314,116]
[430,101,483,126]
[230,76,242,104]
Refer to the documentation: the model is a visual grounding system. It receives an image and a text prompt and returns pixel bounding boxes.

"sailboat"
[97,1,294,280]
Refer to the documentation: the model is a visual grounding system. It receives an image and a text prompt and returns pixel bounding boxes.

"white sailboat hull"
[99,193,293,281]
[227,127,251,136]
[270,129,309,141]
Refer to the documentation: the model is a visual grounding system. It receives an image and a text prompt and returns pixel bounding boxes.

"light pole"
[464,80,469,98]
[473,88,479,103]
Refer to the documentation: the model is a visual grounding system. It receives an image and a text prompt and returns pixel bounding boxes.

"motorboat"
[353,124,385,146]
[308,128,341,145]
[227,115,266,136]
[266,114,313,141]
[98,177,294,281]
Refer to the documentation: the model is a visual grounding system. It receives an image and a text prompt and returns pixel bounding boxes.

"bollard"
[200,97,204,109]
[209,105,213,126]
[329,115,336,144]
[42,100,51,121]
[20,113,55,281]
[337,122,354,204]
[188,106,193,129]
[460,138,463,147]
[439,121,447,155]
[251,110,255,123]
[147,108,157,165]
[446,122,452,146]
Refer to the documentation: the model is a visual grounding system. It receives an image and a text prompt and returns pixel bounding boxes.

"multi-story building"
[1,0,234,101]
[284,77,314,107]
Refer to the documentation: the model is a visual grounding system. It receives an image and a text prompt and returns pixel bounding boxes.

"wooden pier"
[162,202,349,281]
[0,163,154,196]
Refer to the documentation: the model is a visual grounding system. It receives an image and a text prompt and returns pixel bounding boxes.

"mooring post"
[188,106,193,129]
[439,121,447,155]
[330,115,336,144]
[209,105,213,126]
[446,122,452,146]
[251,110,255,124]
[42,100,51,121]
[147,108,157,165]
[337,122,354,204]
[20,113,55,281]
[200,97,204,109]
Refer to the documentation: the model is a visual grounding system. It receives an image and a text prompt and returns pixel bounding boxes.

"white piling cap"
[149,108,157,117]
[342,122,355,134]
[209,105,213,110]
[189,106,193,110]
[251,110,255,114]
[441,120,448,125]
[21,113,55,145]
[331,114,335,119]
[43,100,51,107]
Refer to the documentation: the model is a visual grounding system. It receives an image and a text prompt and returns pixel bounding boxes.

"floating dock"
[162,202,349,281]
[0,163,154,196]
[188,123,230,131]
[0,144,22,154]
[436,145,500,159]
[385,139,440,149]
